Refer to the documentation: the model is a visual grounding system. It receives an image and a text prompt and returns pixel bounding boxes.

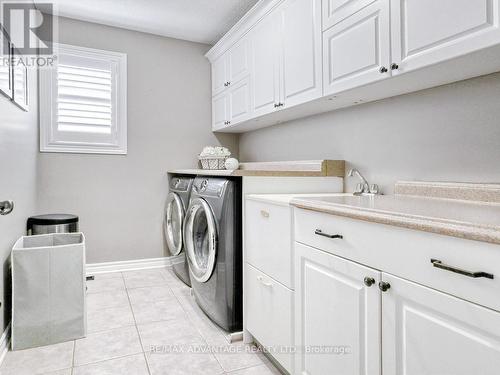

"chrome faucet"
[348,169,380,195]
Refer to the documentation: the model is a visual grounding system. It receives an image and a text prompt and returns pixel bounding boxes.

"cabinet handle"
[257,276,273,287]
[364,277,375,287]
[314,229,343,239]
[379,66,388,73]
[260,210,270,218]
[390,63,399,70]
[378,281,391,292]
[431,259,494,279]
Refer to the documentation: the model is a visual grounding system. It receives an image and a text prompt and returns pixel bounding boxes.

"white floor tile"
[146,350,223,375]
[87,305,135,333]
[5,267,283,375]
[131,299,186,324]
[123,269,168,289]
[86,290,130,313]
[226,363,283,374]
[90,272,123,280]
[0,341,74,375]
[72,353,149,375]
[213,343,267,373]
[127,285,175,305]
[41,369,72,375]
[137,318,206,352]
[74,326,142,366]
[86,277,126,294]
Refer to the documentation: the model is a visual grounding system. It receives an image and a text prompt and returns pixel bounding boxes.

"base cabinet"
[245,264,294,373]
[294,243,381,375]
[294,239,500,375]
[382,273,500,375]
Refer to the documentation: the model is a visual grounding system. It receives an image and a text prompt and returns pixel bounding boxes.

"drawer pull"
[431,259,494,280]
[315,229,343,239]
[260,210,270,218]
[257,276,273,287]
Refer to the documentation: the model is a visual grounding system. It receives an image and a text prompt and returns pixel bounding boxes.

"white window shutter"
[40,43,127,154]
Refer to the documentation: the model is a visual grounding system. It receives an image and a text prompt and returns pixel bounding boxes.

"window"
[40,43,127,154]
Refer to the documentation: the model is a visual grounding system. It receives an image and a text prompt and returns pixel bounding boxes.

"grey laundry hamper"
[11,232,87,350]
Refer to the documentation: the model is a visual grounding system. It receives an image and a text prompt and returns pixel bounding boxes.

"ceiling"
[35,0,259,45]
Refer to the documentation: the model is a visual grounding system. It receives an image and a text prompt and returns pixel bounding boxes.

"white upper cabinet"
[207,0,500,132]
[212,92,229,130]
[212,54,228,96]
[280,0,323,108]
[295,243,381,375]
[390,0,500,75]
[250,10,281,117]
[228,77,251,125]
[212,38,250,97]
[323,0,390,95]
[322,0,376,30]
[383,273,500,375]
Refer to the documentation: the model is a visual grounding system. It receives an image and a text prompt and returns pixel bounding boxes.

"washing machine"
[184,177,242,332]
[164,175,194,286]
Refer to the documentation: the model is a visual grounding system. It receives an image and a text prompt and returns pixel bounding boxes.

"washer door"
[184,198,217,283]
[164,192,184,256]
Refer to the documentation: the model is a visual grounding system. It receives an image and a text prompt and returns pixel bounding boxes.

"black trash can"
[27,214,79,235]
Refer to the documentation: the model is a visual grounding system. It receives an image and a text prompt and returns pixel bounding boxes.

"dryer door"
[184,198,218,283]
[164,192,185,256]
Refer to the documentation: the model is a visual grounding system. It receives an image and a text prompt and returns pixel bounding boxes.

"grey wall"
[0,68,39,331]
[38,17,238,263]
[239,72,500,194]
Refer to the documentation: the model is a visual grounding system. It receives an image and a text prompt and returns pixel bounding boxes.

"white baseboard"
[86,255,182,275]
[0,323,11,366]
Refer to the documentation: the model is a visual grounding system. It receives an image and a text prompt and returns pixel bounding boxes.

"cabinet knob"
[364,277,375,287]
[390,63,399,70]
[379,66,388,74]
[260,210,270,218]
[378,281,391,292]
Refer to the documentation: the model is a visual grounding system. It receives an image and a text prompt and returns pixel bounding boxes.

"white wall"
[38,17,238,263]
[0,68,39,331]
[239,72,500,194]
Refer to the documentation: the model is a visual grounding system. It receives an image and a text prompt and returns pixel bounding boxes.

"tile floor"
[0,268,282,375]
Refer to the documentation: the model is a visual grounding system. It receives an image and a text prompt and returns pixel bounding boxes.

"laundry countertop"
[291,182,500,245]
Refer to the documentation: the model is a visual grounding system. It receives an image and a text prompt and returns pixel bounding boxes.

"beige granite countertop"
[169,160,345,177]
[291,183,500,245]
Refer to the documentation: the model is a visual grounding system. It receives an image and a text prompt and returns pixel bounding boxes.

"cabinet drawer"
[245,199,293,288]
[245,263,293,373]
[295,208,500,312]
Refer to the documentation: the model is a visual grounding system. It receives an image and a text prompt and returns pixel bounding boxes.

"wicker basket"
[199,156,228,170]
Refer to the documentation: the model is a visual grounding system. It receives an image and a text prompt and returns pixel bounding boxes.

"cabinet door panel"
[212,54,227,96]
[323,0,390,95]
[280,0,322,108]
[212,92,228,130]
[295,243,381,375]
[228,77,251,125]
[246,264,293,373]
[250,11,280,117]
[323,0,376,30]
[383,273,500,375]
[228,38,250,85]
[391,0,500,75]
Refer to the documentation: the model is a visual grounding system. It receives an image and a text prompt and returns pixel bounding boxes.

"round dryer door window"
[164,192,184,256]
[184,198,217,283]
